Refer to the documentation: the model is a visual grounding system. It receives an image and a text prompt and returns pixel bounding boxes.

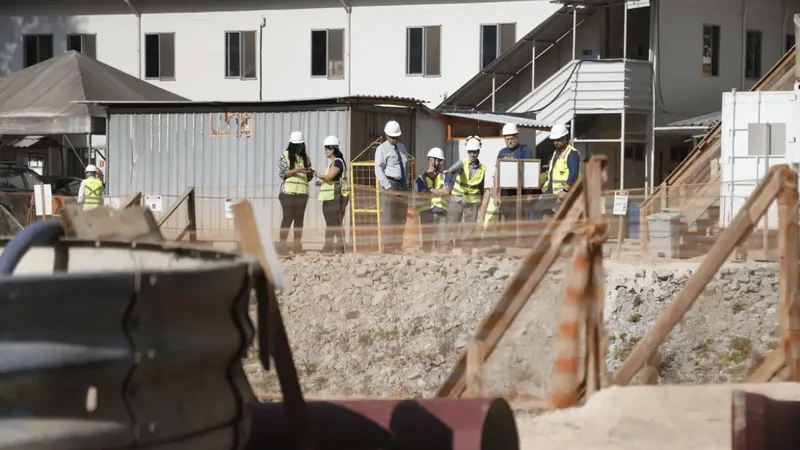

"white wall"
[0,0,561,105]
[656,0,800,126]
[719,90,796,228]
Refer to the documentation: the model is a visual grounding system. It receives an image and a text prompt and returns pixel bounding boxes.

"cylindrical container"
[246,398,519,450]
[0,238,259,450]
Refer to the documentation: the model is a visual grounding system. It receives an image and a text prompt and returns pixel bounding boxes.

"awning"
[438,112,553,129]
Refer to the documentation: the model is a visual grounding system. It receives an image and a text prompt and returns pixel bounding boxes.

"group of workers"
[277,118,580,254]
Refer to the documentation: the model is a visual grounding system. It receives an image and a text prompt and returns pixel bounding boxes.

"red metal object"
[732,390,800,450]
[245,397,518,450]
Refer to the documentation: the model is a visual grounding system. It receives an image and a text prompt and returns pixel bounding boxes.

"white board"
[225,198,239,219]
[613,191,629,216]
[33,184,52,216]
[144,194,163,212]
[497,159,519,188]
[522,160,542,189]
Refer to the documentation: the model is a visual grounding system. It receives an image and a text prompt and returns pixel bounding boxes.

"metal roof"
[82,95,428,111]
[438,112,553,129]
[663,111,721,129]
[437,5,597,111]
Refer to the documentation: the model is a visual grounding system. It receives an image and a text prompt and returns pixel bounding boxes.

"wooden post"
[777,168,800,379]
[465,341,485,398]
[516,159,522,246]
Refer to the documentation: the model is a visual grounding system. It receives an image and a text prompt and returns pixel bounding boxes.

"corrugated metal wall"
[107,108,348,243]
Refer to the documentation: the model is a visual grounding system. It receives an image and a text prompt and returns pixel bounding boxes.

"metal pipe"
[649,0,658,193]
[123,0,142,79]
[623,2,628,59]
[491,74,496,112]
[259,16,266,100]
[340,0,352,95]
[572,7,577,59]
[245,398,519,450]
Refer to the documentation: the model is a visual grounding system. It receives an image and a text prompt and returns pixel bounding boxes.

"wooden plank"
[61,204,163,243]
[746,347,785,383]
[612,167,786,386]
[435,157,601,398]
[777,168,800,380]
[465,341,485,398]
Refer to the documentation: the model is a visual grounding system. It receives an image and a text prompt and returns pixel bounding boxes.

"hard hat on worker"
[289,130,305,144]
[548,123,570,140]
[323,135,340,147]
[384,120,402,137]
[427,147,445,160]
[85,164,98,173]
[465,135,482,151]
[501,123,519,136]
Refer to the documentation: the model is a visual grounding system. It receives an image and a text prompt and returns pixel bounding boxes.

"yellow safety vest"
[416,172,448,212]
[483,196,501,229]
[318,158,350,202]
[543,145,581,194]
[283,150,310,195]
[83,177,103,210]
[451,158,485,204]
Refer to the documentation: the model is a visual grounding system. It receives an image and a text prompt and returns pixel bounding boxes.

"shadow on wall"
[0,15,83,77]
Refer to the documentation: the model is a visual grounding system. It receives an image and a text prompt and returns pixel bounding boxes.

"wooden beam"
[777,167,800,379]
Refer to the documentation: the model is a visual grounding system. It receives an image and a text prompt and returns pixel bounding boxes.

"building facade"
[0,0,560,105]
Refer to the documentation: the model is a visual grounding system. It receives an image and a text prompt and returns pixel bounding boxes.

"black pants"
[322,193,349,252]
[278,193,309,248]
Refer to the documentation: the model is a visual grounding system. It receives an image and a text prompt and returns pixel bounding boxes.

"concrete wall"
[0,0,560,105]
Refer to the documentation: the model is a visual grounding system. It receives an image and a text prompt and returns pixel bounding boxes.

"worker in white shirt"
[374,120,411,252]
[77,164,104,210]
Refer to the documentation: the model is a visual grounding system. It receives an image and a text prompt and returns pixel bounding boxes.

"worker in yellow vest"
[278,130,313,254]
[541,123,582,204]
[315,135,350,254]
[77,164,104,210]
[442,136,485,251]
[414,147,452,252]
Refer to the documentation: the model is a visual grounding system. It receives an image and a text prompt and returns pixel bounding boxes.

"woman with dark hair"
[277,130,312,253]
[315,135,350,254]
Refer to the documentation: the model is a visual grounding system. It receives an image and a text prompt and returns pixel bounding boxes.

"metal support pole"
[491,74,496,112]
[531,42,537,91]
[649,1,658,194]
[623,2,628,59]
[620,112,626,189]
[572,7,577,59]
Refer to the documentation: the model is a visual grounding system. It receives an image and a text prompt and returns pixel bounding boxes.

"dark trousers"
[322,193,349,253]
[278,192,309,250]
[418,209,447,252]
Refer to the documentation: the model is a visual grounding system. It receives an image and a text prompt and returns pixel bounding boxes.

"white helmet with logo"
[289,130,305,144]
[85,164,98,173]
[384,120,402,137]
[427,147,445,160]
[548,123,570,140]
[502,123,519,136]
[323,135,340,147]
[465,136,482,151]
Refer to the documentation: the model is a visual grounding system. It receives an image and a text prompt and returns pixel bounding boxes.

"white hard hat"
[502,123,519,136]
[427,147,445,160]
[384,120,402,137]
[465,135,482,151]
[85,164,98,173]
[323,135,340,147]
[289,130,305,144]
[548,123,570,140]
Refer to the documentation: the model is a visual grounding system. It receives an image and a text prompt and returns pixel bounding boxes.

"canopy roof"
[0,51,187,135]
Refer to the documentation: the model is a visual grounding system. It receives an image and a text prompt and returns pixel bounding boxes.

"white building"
[0,0,561,106]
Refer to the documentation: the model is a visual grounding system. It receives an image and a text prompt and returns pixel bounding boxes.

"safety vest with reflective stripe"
[283,150,310,195]
[451,158,485,204]
[543,145,581,194]
[319,158,350,202]
[483,196,501,229]
[416,172,448,212]
[83,177,103,210]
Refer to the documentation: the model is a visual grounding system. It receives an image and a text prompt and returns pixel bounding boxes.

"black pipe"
[0,219,66,275]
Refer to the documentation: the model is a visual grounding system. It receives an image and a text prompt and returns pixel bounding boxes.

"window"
[67,34,97,59]
[406,26,441,77]
[310,29,345,78]
[225,31,257,79]
[0,168,29,190]
[786,33,795,53]
[702,24,720,76]
[144,33,176,80]
[22,34,53,68]
[480,23,515,69]
[745,30,762,79]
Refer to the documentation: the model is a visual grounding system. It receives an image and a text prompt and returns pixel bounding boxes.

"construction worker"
[443,136,485,251]
[315,135,350,254]
[493,122,535,224]
[414,147,451,252]
[374,120,410,252]
[77,164,103,210]
[278,130,313,254]
[541,123,582,202]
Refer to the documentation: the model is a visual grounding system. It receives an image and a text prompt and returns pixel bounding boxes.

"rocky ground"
[244,250,781,400]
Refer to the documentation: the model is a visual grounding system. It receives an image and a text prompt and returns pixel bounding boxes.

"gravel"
[244,252,781,400]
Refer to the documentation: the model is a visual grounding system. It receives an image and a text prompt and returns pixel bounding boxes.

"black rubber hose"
[0,219,66,275]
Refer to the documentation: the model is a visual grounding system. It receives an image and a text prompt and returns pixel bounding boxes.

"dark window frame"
[22,34,54,68]
[224,30,257,80]
[480,23,515,70]
[405,25,442,77]
[702,24,720,77]
[745,30,762,79]
[310,28,345,79]
[144,32,176,81]
[67,33,97,59]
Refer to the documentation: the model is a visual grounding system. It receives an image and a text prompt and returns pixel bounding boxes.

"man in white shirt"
[374,120,411,252]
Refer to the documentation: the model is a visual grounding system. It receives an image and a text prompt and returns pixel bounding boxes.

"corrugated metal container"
[720,90,796,228]
[105,102,424,244]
